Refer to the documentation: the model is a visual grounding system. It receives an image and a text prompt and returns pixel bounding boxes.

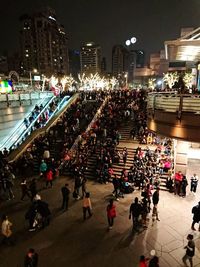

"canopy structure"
[165,27,200,62]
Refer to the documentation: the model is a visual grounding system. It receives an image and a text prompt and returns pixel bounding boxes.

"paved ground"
[1,148,200,266]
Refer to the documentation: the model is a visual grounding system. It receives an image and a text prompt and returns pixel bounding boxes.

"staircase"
[84,120,169,191]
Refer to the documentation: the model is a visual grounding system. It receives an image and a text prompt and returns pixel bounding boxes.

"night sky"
[1,0,200,70]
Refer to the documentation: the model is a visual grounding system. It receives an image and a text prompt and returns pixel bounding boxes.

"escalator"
[4,95,73,152]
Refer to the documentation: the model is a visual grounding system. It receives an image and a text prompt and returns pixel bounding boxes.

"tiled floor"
[0,145,200,266]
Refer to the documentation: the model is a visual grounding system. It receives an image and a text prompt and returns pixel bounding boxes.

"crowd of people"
[0,89,199,267]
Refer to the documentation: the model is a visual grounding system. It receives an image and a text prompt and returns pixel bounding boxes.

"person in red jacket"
[174,171,183,195]
[107,199,116,230]
[46,169,53,188]
[139,255,149,267]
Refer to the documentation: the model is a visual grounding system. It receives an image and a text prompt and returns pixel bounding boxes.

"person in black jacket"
[24,248,38,267]
[152,188,159,206]
[191,202,200,231]
[61,184,70,211]
[182,234,195,267]
[129,197,142,230]
[152,188,160,222]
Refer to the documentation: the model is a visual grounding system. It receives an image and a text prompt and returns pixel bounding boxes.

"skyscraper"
[112,45,129,77]
[80,42,101,74]
[19,7,69,77]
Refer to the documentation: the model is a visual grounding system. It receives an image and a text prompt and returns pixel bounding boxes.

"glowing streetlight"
[30,68,38,88]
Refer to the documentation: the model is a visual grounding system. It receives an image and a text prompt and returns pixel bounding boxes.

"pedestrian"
[152,188,160,221]
[39,160,47,178]
[112,174,120,200]
[174,171,183,195]
[181,175,188,197]
[24,248,38,267]
[1,215,13,245]
[182,234,195,267]
[148,256,159,267]
[81,177,87,198]
[45,169,53,188]
[129,197,142,230]
[61,184,70,211]
[122,147,128,165]
[29,179,37,201]
[190,174,198,193]
[107,199,116,230]
[191,201,200,231]
[21,179,31,201]
[25,203,37,231]
[139,255,149,267]
[82,192,92,220]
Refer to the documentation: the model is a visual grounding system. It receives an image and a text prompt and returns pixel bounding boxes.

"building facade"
[19,7,69,77]
[112,45,129,77]
[80,42,101,74]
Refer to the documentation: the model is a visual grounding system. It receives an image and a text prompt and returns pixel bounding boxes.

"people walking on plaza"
[25,203,37,231]
[112,174,120,200]
[182,234,195,267]
[191,201,200,231]
[148,256,159,267]
[39,159,47,178]
[29,179,37,201]
[20,179,31,201]
[107,199,116,229]
[190,174,198,193]
[1,215,13,245]
[174,171,183,195]
[139,255,149,267]
[181,175,188,197]
[61,184,70,211]
[81,177,87,198]
[82,192,92,220]
[129,197,142,230]
[24,248,38,267]
[45,169,53,188]
[152,188,160,222]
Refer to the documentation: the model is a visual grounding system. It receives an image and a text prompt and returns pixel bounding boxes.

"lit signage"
[33,75,41,81]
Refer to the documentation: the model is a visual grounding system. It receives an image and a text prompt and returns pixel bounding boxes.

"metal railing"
[0,91,54,106]
[147,92,200,118]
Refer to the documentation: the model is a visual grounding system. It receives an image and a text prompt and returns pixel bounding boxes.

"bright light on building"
[131,37,137,44]
[125,40,131,46]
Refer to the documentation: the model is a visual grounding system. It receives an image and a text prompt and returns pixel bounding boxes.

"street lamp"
[30,68,37,88]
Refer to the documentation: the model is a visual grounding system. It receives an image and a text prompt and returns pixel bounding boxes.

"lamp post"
[42,74,46,91]
[125,36,137,85]
[30,68,37,89]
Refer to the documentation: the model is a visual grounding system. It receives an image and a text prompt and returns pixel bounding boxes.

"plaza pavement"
[0,145,200,266]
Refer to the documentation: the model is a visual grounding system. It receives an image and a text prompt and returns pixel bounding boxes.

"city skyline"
[0,0,200,70]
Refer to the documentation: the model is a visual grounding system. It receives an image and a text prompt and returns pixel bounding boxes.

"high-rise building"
[19,7,69,77]
[101,57,107,74]
[112,45,129,77]
[69,49,80,78]
[80,42,101,74]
